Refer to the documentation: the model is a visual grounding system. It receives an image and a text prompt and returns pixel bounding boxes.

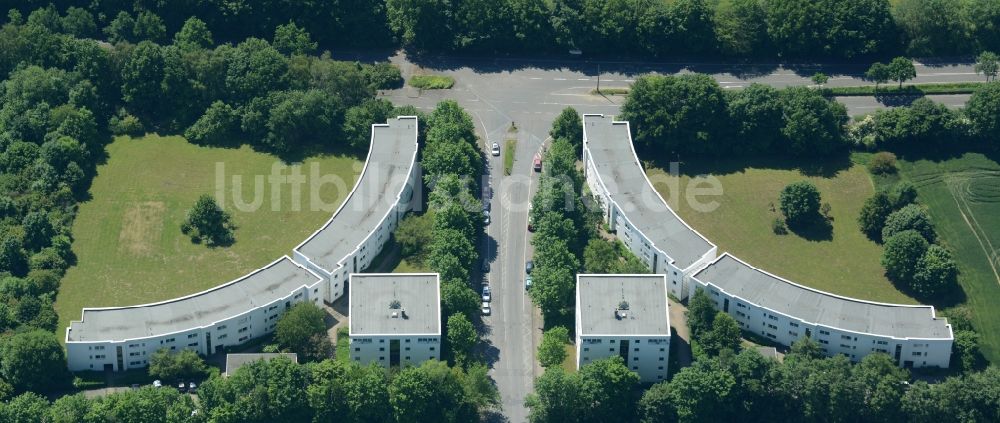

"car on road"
[482,286,491,302]
[482,302,491,315]
[491,142,500,156]
[525,260,533,274]
[533,154,542,172]
[525,275,532,290]
[153,380,162,388]
[483,210,490,225]
[482,259,489,273]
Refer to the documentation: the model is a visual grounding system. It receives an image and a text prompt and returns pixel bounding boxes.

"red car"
[533,154,542,172]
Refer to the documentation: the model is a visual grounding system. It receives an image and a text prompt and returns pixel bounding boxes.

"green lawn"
[888,153,1000,362]
[646,157,914,304]
[55,135,359,337]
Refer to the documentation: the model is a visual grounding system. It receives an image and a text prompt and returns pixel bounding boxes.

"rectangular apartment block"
[349,273,441,368]
[576,274,671,382]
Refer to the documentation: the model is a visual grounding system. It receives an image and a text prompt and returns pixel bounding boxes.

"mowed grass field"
[55,135,359,336]
[646,157,915,304]
[892,153,1000,362]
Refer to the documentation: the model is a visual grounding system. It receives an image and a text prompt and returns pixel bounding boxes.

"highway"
[379,52,982,423]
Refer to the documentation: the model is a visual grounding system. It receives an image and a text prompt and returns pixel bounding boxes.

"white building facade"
[582,114,717,301]
[576,274,671,383]
[691,254,953,368]
[65,257,323,372]
[349,274,441,368]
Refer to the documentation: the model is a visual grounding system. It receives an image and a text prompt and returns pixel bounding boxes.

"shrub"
[183,194,234,246]
[109,111,144,136]
[868,152,897,174]
[881,230,929,283]
[408,75,455,89]
[771,217,788,235]
[362,62,404,90]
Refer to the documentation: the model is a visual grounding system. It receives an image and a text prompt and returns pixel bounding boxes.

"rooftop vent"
[401,309,408,319]
[618,301,630,311]
[389,300,401,309]
[614,309,628,320]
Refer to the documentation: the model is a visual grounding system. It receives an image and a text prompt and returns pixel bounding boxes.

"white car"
[491,142,500,156]
[482,286,491,302]
[483,210,490,225]
[153,380,162,388]
[482,302,491,315]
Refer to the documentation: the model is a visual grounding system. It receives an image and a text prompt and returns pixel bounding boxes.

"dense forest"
[4,0,999,59]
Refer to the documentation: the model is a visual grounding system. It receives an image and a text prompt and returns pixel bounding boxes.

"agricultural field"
[891,153,1000,362]
[646,156,915,304]
[55,135,359,337]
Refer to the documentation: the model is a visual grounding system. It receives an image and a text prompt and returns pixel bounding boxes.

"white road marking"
[554,78,567,81]
[577,78,590,81]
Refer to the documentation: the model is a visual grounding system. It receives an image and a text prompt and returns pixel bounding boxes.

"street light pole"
[597,63,601,93]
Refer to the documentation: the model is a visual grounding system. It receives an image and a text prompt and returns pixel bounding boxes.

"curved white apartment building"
[581,114,953,368]
[294,116,420,302]
[65,116,421,372]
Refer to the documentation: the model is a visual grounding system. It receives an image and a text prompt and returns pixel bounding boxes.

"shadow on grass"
[787,215,833,242]
[646,151,855,180]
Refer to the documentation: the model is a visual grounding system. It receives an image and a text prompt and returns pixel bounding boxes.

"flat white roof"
[349,273,440,336]
[693,254,952,339]
[578,274,669,336]
[582,114,715,269]
[295,116,419,272]
[67,257,322,342]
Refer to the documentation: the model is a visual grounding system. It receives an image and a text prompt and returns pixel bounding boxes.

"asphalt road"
[378,52,982,423]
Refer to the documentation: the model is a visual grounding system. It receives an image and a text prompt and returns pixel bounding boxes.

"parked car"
[130,384,140,390]
[177,382,187,392]
[533,154,542,172]
[482,199,490,212]
[483,210,490,225]
[525,260,533,274]
[491,142,501,156]
[525,275,532,290]
[188,382,197,392]
[482,302,491,316]
[482,286,491,302]
[482,259,489,273]
[153,380,162,388]
[527,205,535,232]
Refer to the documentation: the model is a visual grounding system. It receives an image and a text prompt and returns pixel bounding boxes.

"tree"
[869,152,898,175]
[308,360,392,423]
[578,357,641,422]
[975,52,999,82]
[583,238,617,273]
[620,74,728,154]
[538,326,569,368]
[912,245,958,297]
[0,392,50,422]
[198,356,310,422]
[0,329,67,393]
[62,7,97,38]
[134,11,167,43]
[668,359,735,423]
[525,367,585,422]
[882,204,936,243]
[686,288,717,338]
[174,17,213,50]
[185,101,240,145]
[888,57,917,88]
[779,87,848,156]
[441,280,480,320]
[395,212,434,263]
[550,107,583,151]
[21,212,53,252]
[779,181,821,227]
[965,82,1000,140]
[702,312,742,355]
[950,330,985,373]
[0,237,28,277]
[120,41,165,117]
[866,62,891,92]
[447,313,477,365]
[858,192,895,241]
[881,230,929,283]
[725,83,784,154]
[274,22,318,56]
[713,0,768,57]
[638,381,677,423]
[148,348,209,381]
[183,194,234,245]
[811,72,829,86]
[225,38,288,102]
[386,0,455,51]
[275,302,331,361]
[389,360,478,423]
[894,0,971,56]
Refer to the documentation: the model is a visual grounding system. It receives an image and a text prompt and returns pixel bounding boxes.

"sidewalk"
[668,298,693,369]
